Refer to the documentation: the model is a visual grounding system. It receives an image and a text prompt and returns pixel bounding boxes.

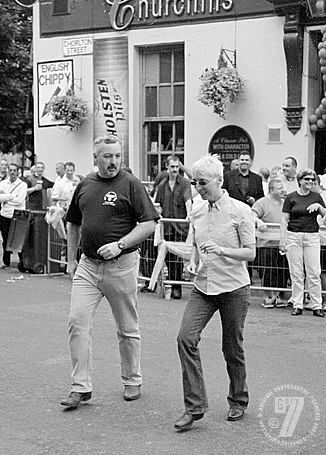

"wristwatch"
[117,240,127,250]
[219,247,225,256]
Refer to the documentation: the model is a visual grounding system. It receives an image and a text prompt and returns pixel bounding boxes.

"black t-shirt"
[66,170,159,259]
[282,191,325,233]
[26,175,54,210]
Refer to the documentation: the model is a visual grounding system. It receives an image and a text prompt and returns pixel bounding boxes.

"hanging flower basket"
[49,93,88,131]
[198,66,245,119]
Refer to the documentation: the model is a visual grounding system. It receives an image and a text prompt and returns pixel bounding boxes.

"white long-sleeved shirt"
[0,178,28,218]
[51,174,80,209]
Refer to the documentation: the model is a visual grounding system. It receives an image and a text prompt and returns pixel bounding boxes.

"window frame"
[142,45,185,181]
[52,0,71,16]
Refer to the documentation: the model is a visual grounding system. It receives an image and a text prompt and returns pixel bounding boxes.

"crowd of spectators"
[141,152,326,316]
[0,158,83,270]
[1,152,326,317]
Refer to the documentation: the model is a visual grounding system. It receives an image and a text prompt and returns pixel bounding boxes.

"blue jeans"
[177,285,250,414]
[68,252,141,393]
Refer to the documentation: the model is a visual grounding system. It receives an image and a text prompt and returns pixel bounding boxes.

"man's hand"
[199,241,224,256]
[257,220,268,232]
[186,262,198,276]
[67,259,78,280]
[97,242,121,260]
[279,241,287,254]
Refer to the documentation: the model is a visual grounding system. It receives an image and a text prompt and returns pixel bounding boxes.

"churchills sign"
[105,0,233,30]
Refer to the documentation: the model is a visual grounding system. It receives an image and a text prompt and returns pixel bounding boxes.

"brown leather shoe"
[227,407,245,421]
[174,412,204,431]
[291,308,303,316]
[313,309,324,318]
[60,391,92,408]
[123,385,141,401]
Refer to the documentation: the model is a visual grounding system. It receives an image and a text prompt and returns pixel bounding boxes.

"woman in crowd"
[280,169,326,317]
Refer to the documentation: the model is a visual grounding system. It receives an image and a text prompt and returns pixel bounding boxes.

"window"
[142,46,185,181]
[52,0,70,16]
[267,125,282,144]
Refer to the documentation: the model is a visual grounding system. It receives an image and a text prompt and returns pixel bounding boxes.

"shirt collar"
[237,169,250,178]
[207,189,228,211]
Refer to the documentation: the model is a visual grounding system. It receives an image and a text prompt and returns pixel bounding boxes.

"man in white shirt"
[55,162,65,181]
[279,156,298,196]
[51,162,80,210]
[0,163,27,268]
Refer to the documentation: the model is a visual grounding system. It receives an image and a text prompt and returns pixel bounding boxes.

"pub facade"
[32,0,326,179]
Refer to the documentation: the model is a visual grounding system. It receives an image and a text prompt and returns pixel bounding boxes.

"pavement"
[0,268,326,455]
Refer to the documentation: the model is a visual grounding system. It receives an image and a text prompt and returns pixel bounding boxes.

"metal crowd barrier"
[138,218,192,296]
[47,218,326,295]
[138,220,326,296]
[47,223,68,275]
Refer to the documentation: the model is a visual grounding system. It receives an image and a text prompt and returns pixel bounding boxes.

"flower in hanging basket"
[198,66,245,118]
[49,93,88,131]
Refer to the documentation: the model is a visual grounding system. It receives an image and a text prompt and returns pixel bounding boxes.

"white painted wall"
[33,4,313,180]
[33,5,95,181]
[129,16,310,175]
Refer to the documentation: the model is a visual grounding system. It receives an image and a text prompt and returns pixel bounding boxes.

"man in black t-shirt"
[61,135,158,409]
[26,161,54,210]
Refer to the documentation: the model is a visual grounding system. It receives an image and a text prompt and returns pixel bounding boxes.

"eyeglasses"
[190,179,212,186]
[302,177,315,182]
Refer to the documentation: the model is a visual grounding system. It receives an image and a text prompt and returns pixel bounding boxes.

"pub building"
[32,0,326,180]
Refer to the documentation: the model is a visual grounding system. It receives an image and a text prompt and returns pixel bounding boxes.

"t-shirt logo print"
[103,191,117,206]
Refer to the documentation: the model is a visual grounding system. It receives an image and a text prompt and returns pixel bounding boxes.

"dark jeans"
[177,285,250,415]
[0,215,21,267]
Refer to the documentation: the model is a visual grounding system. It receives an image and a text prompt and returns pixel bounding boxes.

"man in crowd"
[51,162,65,195]
[55,162,65,181]
[0,164,27,269]
[0,158,8,181]
[26,161,54,210]
[279,156,298,196]
[230,158,239,171]
[258,167,270,196]
[252,179,289,308]
[174,155,255,431]
[155,155,192,299]
[223,151,264,207]
[51,162,80,210]
[61,135,158,409]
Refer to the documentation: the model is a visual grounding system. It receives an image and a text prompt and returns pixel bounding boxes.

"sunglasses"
[190,179,211,186]
[302,177,315,182]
